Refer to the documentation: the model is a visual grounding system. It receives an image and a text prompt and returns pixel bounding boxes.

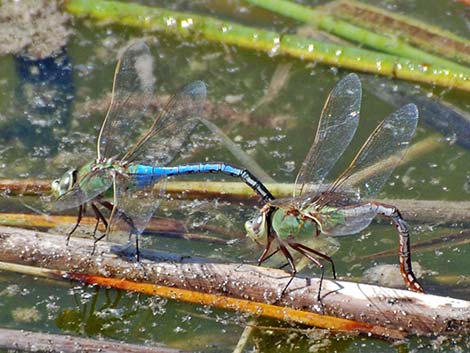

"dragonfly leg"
[372,202,424,293]
[135,232,140,262]
[99,200,137,233]
[315,223,321,237]
[260,248,282,265]
[287,240,325,302]
[257,206,277,265]
[257,232,276,265]
[91,202,108,236]
[67,204,84,245]
[293,241,335,279]
[90,203,109,255]
[277,241,297,296]
[99,200,140,261]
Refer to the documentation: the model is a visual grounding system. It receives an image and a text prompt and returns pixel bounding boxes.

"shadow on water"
[0,49,74,156]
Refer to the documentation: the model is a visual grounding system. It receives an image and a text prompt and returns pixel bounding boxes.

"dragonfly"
[51,41,273,258]
[245,73,424,299]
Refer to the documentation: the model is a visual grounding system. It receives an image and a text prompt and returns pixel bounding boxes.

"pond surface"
[0,0,469,352]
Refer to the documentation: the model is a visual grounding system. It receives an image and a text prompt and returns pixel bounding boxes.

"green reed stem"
[329,0,470,65]
[65,0,470,91]
[246,0,470,74]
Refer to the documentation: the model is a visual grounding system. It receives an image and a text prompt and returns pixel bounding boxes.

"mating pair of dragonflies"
[52,41,424,298]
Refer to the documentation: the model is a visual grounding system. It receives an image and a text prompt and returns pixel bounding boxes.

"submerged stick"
[3,196,470,227]
[363,229,470,261]
[0,178,49,195]
[198,117,275,183]
[346,135,444,187]
[0,226,468,337]
[233,321,256,353]
[0,327,182,353]
[3,189,470,228]
[0,213,231,242]
[0,263,399,341]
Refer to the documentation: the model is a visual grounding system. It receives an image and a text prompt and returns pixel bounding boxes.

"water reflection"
[0,49,74,156]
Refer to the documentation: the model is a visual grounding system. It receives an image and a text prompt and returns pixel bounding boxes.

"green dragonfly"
[51,41,272,258]
[245,73,423,298]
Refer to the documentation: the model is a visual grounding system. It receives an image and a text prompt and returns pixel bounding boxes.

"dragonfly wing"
[110,173,164,237]
[123,80,207,166]
[53,169,113,210]
[97,41,155,160]
[329,103,419,200]
[294,73,361,197]
[318,201,379,236]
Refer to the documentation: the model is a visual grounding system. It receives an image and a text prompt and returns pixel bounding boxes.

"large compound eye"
[51,179,60,194]
[251,215,263,232]
[51,169,77,198]
[245,213,267,241]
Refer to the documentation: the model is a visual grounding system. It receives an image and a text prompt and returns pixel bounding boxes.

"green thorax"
[271,209,315,241]
[76,159,127,180]
[76,159,129,191]
[272,205,345,240]
[76,160,94,181]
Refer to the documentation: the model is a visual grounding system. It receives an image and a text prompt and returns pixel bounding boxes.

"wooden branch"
[0,327,183,353]
[3,176,470,225]
[0,226,468,338]
[0,261,402,341]
[0,213,231,242]
[378,199,470,224]
[0,178,49,195]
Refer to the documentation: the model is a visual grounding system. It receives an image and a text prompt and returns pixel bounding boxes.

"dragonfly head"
[245,212,268,242]
[51,168,78,198]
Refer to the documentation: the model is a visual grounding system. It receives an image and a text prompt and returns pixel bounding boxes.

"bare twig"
[0,327,183,353]
[363,229,470,260]
[0,226,468,338]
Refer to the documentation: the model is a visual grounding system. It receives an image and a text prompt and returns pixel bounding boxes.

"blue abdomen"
[129,163,243,189]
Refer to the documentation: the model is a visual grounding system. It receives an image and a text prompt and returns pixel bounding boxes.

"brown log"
[0,261,403,341]
[0,327,184,353]
[0,226,468,338]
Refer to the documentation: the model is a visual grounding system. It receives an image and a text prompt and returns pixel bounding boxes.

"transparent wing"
[328,103,419,200]
[101,81,206,241]
[53,169,113,210]
[109,173,165,238]
[317,202,379,236]
[122,80,207,166]
[97,41,155,160]
[294,73,361,197]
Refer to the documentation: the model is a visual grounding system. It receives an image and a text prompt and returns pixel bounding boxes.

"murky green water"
[0,1,469,352]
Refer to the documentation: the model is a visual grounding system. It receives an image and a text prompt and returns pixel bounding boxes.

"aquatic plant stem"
[245,0,470,73]
[65,0,470,91]
[329,0,470,65]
